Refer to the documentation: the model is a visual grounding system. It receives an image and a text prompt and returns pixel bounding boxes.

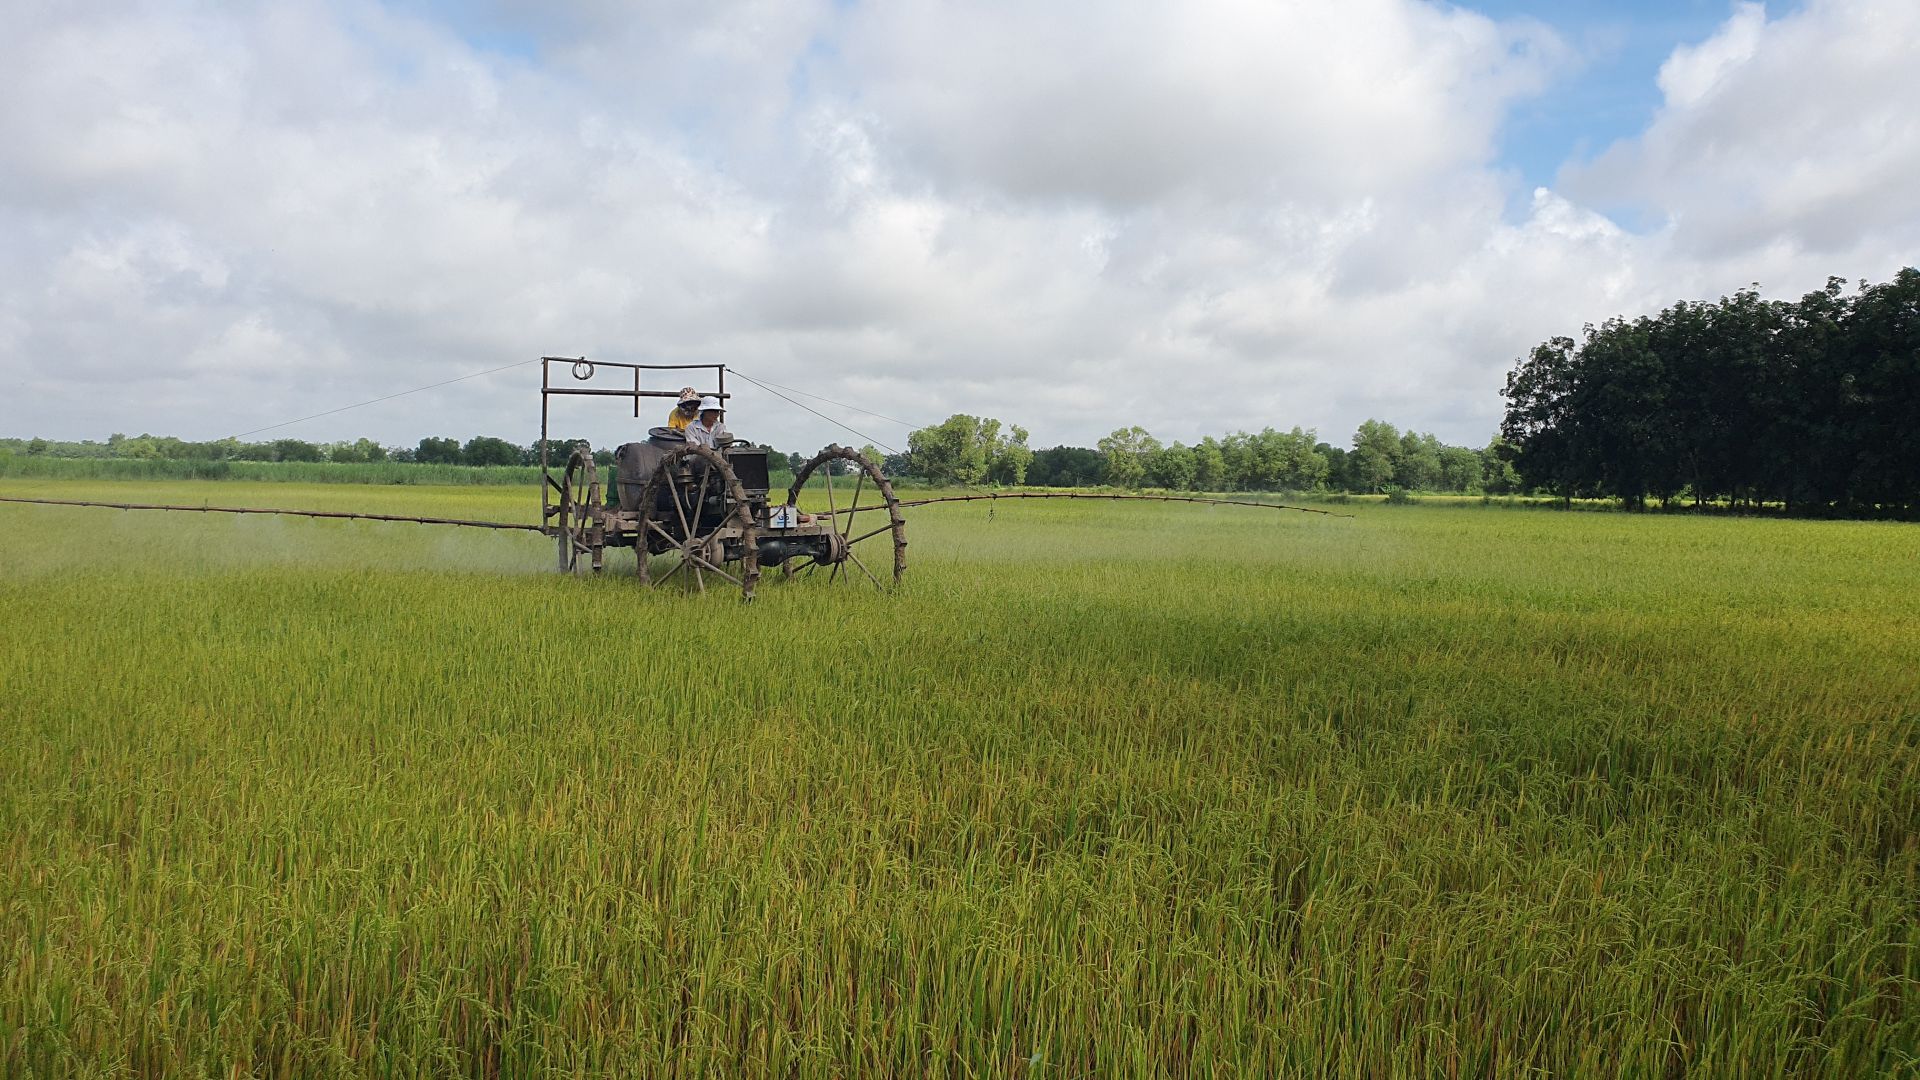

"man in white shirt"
[685,397,728,448]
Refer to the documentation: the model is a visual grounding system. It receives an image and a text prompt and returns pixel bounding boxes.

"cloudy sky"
[3,0,1916,455]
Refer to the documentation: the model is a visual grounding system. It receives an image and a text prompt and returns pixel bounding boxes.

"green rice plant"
[1,479,1915,1076]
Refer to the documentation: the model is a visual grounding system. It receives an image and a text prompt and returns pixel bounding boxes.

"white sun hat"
[699,396,724,411]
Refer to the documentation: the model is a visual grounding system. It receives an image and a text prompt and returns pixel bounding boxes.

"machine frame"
[537,356,905,599]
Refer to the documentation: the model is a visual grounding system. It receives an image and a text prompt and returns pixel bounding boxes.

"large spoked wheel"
[556,448,605,573]
[635,444,761,601]
[788,445,906,589]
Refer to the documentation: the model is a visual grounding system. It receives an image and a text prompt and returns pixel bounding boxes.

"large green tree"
[269,438,325,463]
[1349,420,1401,493]
[414,437,463,465]
[1500,338,1581,500]
[1241,427,1328,491]
[1481,438,1521,494]
[1027,446,1106,486]
[1501,267,1920,515]
[985,426,1033,485]
[1145,442,1197,490]
[1191,438,1227,491]
[907,415,1029,485]
[1438,445,1483,493]
[462,436,522,467]
[1394,431,1443,491]
[1097,426,1161,488]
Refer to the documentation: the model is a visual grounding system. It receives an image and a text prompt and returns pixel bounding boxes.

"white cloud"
[0,0,1915,458]
[1657,2,1766,109]
[827,0,1562,209]
[1566,0,1920,261]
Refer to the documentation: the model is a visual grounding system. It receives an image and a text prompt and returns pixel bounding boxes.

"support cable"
[728,370,905,456]
[818,491,1353,517]
[227,358,541,440]
[0,495,544,532]
[730,372,924,430]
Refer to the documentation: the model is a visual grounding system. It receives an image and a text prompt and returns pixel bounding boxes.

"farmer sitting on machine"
[665,387,699,432]
[685,397,728,448]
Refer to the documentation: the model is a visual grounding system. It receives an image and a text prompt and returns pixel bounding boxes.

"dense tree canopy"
[413,437,465,465]
[905,414,1031,485]
[1026,446,1106,486]
[1501,267,1919,515]
[885,418,1494,495]
[1097,427,1160,488]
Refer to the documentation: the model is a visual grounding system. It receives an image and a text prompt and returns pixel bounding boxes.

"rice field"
[2,478,1917,1077]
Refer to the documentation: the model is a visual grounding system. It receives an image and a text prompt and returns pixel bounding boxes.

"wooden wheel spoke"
[844,547,884,590]
[662,468,692,537]
[840,472,866,541]
[557,448,606,575]
[692,468,712,533]
[630,445,759,601]
[688,554,742,587]
[655,554,687,586]
[781,446,906,592]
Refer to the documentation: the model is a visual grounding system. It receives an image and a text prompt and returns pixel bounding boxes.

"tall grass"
[2,480,1916,1076]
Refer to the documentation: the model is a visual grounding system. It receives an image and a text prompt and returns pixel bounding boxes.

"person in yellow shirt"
[665,387,700,432]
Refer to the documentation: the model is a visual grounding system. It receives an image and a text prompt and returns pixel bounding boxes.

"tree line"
[5,433,584,467]
[1,432,856,478]
[1501,267,1918,515]
[32,262,1906,508]
[891,413,1515,494]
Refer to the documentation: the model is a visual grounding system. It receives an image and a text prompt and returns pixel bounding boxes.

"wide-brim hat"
[698,396,724,412]
[677,387,700,403]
